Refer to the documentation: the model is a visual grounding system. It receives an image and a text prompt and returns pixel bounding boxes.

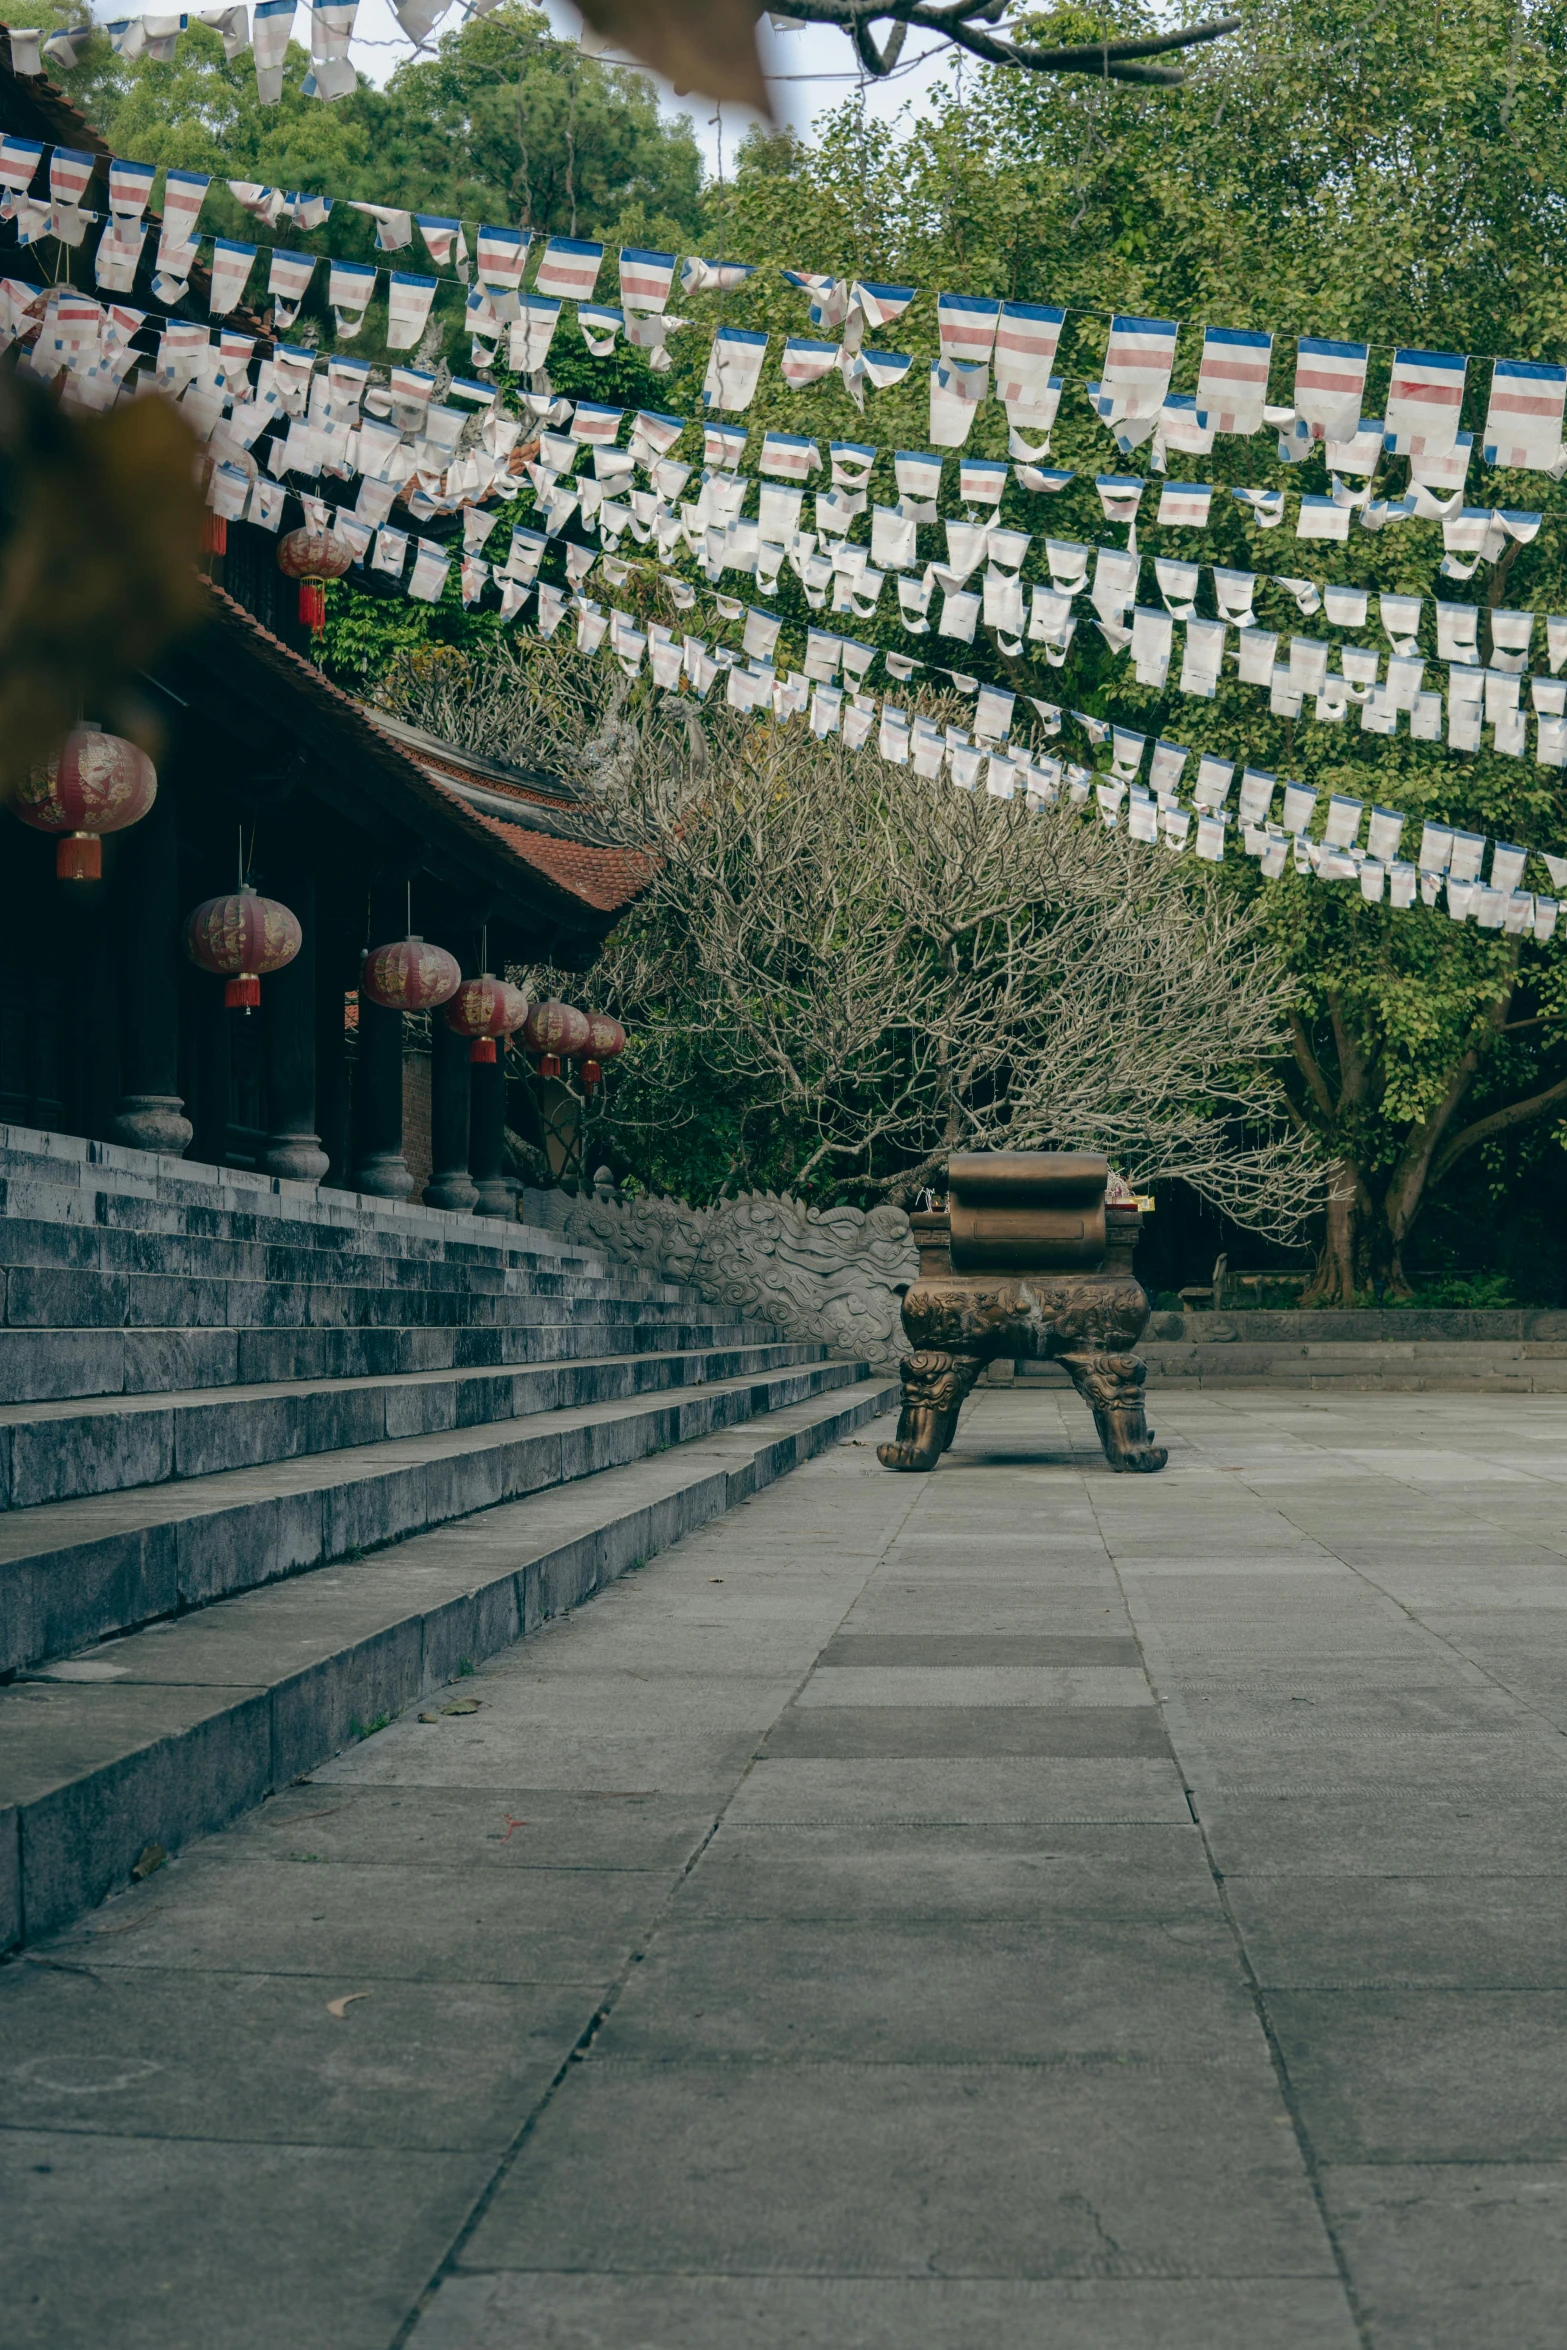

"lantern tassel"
[298,579,327,631]
[225,974,261,1011]
[469,1038,497,1065]
[56,834,102,882]
[201,512,228,557]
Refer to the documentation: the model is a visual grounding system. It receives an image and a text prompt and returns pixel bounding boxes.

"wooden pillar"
[111,781,192,1156]
[350,993,413,1199]
[468,1054,514,1218]
[262,870,329,1184]
[424,1013,477,1212]
[188,975,232,1169]
[314,908,353,1189]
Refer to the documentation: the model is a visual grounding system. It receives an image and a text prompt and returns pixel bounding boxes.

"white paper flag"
[252,0,295,100]
[703,326,768,413]
[387,271,437,351]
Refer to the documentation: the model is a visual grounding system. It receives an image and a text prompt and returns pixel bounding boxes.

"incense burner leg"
[1059,1350,1168,1474]
[877,1348,985,1472]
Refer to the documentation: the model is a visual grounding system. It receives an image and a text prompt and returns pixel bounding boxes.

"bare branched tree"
[377,640,1324,1234]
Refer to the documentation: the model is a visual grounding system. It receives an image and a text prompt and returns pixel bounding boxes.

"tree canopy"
[41,0,1567,1288]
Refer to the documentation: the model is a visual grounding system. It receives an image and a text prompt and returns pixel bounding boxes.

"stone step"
[0,1338,824,1510]
[0,1124,607,1268]
[0,1316,781,1405]
[0,1166,599,1263]
[0,1369,899,1948]
[0,1258,713,1335]
[0,1354,871,1677]
[0,1210,688,1307]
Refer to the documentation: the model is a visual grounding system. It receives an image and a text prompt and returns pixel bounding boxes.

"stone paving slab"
[410,2271,1364,2350]
[7,1383,1567,2346]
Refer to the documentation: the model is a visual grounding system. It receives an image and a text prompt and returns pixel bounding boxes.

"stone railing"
[552,1177,919,1368]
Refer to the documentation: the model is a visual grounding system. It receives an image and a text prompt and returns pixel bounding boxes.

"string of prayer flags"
[857,349,914,394]
[760,430,820,481]
[0,135,42,197]
[40,24,93,68]
[620,247,675,312]
[929,359,987,447]
[477,224,529,301]
[94,216,147,294]
[415,214,466,272]
[993,301,1065,411]
[576,304,622,356]
[1096,475,1144,523]
[959,458,1008,507]
[1232,486,1285,527]
[348,204,413,255]
[508,297,559,373]
[1297,494,1350,541]
[893,450,941,521]
[534,236,603,300]
[407,538,451,602]
[1157,482,1212,527]
[1385,347,1467,457]
[1293,337,1368,442]
[199,5,251,59]
[305,0,358,101]
[681,257,753,294]
[1484,359,1567,471]
[1196,325,1272,436]
[329,258,376,337]
[937,293,1000,363]
[49,147,95,207]
[571,401,623,446]
[850,281,917,334]
[704,326,769,413]
[782,338,838,387]
[267,249,316,330]
[1093,314,1179,440]
[253,0,294,102]
[107,157,154,217]
[386,270,437,349]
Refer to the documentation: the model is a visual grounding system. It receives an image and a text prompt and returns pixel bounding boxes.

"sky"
[343,0,960,165]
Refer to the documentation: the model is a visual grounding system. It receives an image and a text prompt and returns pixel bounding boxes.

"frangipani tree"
[380,639,1322,1228]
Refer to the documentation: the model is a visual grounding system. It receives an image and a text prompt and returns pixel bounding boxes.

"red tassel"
[298,579,327,631]
[537,1053,561,1080]
[56,834,102,881]
[225,974,261,1011]
[201,512,228,556]
[579,1058,602,1091]
[469,1037,497,1064]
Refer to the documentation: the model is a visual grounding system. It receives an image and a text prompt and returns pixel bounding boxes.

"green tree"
[697,0,1567,1296]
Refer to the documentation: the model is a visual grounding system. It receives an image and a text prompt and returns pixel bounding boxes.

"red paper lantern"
[13,727,157,880]
[522,999,590,1080]
[361,936,462,1013]
[442,974,529,1065]
[577,1011,626,1091]
[184,884,302,1011]
[277,525,352,631]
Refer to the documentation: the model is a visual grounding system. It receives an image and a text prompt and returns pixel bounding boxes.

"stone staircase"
[0,1123,896,1950]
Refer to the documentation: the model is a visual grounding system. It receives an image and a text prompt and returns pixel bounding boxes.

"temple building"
[0,33,644,1216]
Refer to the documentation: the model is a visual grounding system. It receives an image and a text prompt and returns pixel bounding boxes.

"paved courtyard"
[6,1382,1567,2348]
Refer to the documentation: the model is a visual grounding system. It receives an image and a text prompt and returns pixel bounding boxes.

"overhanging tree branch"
[773,4,1240,82]
[1430,1072,1567,1189]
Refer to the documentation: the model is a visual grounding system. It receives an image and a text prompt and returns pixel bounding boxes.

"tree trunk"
[1305,1160,1378,1303]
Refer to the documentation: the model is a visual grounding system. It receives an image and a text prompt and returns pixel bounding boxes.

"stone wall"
[553,1180,919,1368]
